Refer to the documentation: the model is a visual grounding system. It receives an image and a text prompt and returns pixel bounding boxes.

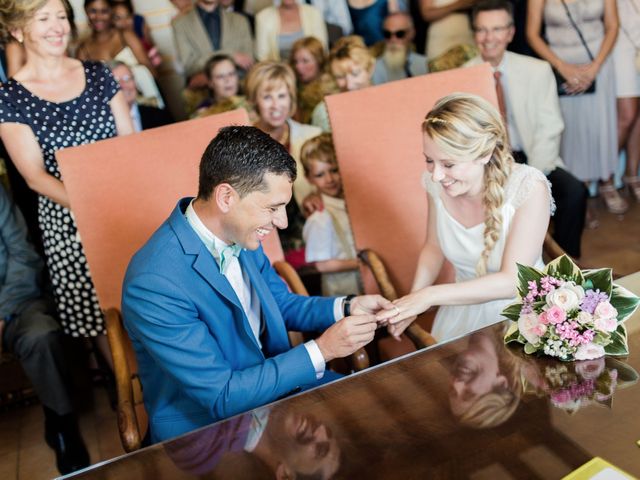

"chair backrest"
[326,64,497,297]
[57,110,250,310]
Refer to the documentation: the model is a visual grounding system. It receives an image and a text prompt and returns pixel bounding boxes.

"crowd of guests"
[0,0,638,474]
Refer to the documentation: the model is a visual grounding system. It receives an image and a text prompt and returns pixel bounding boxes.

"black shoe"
[43,408,91,475]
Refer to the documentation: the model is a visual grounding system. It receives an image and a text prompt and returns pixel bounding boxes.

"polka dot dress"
[0,61,119,337]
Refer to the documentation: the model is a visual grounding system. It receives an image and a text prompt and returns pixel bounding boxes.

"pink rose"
[539,311,549,325]
[594,316,617,333]
[594,301,618,321]
[546,305,567,325]
[518,312,547,345]
[575,343,605,361]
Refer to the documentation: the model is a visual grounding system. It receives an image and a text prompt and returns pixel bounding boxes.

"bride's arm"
[378,178,550,327]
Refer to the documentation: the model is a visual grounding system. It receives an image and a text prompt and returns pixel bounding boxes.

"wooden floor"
[0,194,638,480]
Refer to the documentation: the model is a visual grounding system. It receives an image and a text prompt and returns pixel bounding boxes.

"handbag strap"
[559,0,595,61]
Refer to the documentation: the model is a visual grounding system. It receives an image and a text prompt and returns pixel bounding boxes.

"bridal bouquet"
[503,256,639,361]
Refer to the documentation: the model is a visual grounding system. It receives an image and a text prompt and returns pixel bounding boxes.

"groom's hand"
[350,294,393,316]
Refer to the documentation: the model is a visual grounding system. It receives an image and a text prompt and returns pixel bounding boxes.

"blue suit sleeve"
[254,248,336,332]
[122,270,319,421]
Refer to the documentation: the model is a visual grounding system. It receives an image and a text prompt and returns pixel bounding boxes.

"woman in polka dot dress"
[0,0,134,351]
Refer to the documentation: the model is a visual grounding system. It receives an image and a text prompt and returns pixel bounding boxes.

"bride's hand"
[375,289,432,324]
[387,315,417,340]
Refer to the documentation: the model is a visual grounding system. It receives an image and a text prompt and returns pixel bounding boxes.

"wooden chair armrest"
[273,261,309,296]
[104,308,141,453]
[358,249,398,301]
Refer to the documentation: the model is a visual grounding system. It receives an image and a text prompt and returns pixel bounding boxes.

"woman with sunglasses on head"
[347,0,401,46]
[376,93,552,342]
[0,0,134,365]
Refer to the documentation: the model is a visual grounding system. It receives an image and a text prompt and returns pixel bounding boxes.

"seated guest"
[312,36,375,133]
[122,126,387,443]
[301,134,363,297]
[376,93,552,342]
[0,186,89,475]
[172,0,254,89]
[289,36,336,124]
[372,11,428,85]
[194,54,250,118]
[464,0,587,258]
[255,0,328,61]
[111,0,163,67]
[78,0,164,107]
[219,0,255,31]
[109,61,174,131]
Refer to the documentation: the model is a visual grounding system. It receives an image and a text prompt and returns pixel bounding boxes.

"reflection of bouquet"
[503,256,639,361]
[521,357,638,414]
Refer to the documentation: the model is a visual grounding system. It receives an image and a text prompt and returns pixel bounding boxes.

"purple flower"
[580,289,610,315]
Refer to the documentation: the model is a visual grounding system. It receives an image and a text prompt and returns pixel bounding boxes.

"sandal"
[623,176,640,202]
[599,185,629,215]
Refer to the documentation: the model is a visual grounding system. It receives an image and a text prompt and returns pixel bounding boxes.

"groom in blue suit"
[123,126,387,443]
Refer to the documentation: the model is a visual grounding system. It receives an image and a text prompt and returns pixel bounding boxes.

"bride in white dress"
[377,93,553,342]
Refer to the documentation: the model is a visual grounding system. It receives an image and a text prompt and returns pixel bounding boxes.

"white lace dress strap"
[504,164,556,215]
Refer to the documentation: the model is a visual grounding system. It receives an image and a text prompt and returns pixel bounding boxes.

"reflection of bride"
[448,328,522,429]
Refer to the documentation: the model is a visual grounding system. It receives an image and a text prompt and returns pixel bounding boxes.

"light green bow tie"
[219,244,242,274]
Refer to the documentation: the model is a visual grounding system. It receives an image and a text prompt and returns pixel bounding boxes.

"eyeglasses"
[472,24,513,36]
[383,29,408,39]
[114,74,133,83]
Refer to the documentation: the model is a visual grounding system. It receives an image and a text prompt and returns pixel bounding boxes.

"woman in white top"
[377,93,552,342]
[255,0,328,61]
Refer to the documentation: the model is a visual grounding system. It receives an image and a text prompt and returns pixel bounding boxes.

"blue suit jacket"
[122,198,336,442]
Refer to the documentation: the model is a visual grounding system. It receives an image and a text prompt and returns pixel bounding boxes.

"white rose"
[518,312,546,345]
[594,301,618,321]
[546,286,580,311]
[577,311,593,325]
[562,281,585,302]
[575,343,605,361]
[594,316,617,333]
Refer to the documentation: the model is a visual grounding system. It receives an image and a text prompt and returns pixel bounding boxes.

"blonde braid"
[478,141,512,275]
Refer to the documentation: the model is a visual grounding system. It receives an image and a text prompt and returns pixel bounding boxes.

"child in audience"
[301,134,362,296]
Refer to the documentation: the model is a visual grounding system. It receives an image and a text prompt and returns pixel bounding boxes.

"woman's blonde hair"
[289,36,326,76]
[244,61,297,118]
[423,92,513,275]
[300,133,337,175]
[0,0,48,45]
[329,35,375,77]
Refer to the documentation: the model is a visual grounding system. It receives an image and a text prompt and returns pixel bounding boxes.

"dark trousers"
[513,151,587,258]
[2,298,74,415]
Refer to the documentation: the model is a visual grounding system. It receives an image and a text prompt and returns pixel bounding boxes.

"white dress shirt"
[495,57,524,152]
[185,200,338,378]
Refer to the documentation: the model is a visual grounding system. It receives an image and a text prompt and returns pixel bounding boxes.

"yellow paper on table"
[562,457,637,480]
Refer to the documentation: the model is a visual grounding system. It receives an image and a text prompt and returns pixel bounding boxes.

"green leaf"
[504,321,523,344]
[610,284,640,323]
[501,302,523,322]
[604,324,629,357]
[516,263,544,297]
[583,268,613,296]
[545,255,583,283]
[524,343,538,354]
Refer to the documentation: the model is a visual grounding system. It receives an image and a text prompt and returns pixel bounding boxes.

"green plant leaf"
[545,255,583,283]
[524,343,538,354]
[610,284,640,323]
[583,268,613,296]
[517,263,544,297]
[604,324,629,357]
[504,321,523,344]
[501,302,523,322]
